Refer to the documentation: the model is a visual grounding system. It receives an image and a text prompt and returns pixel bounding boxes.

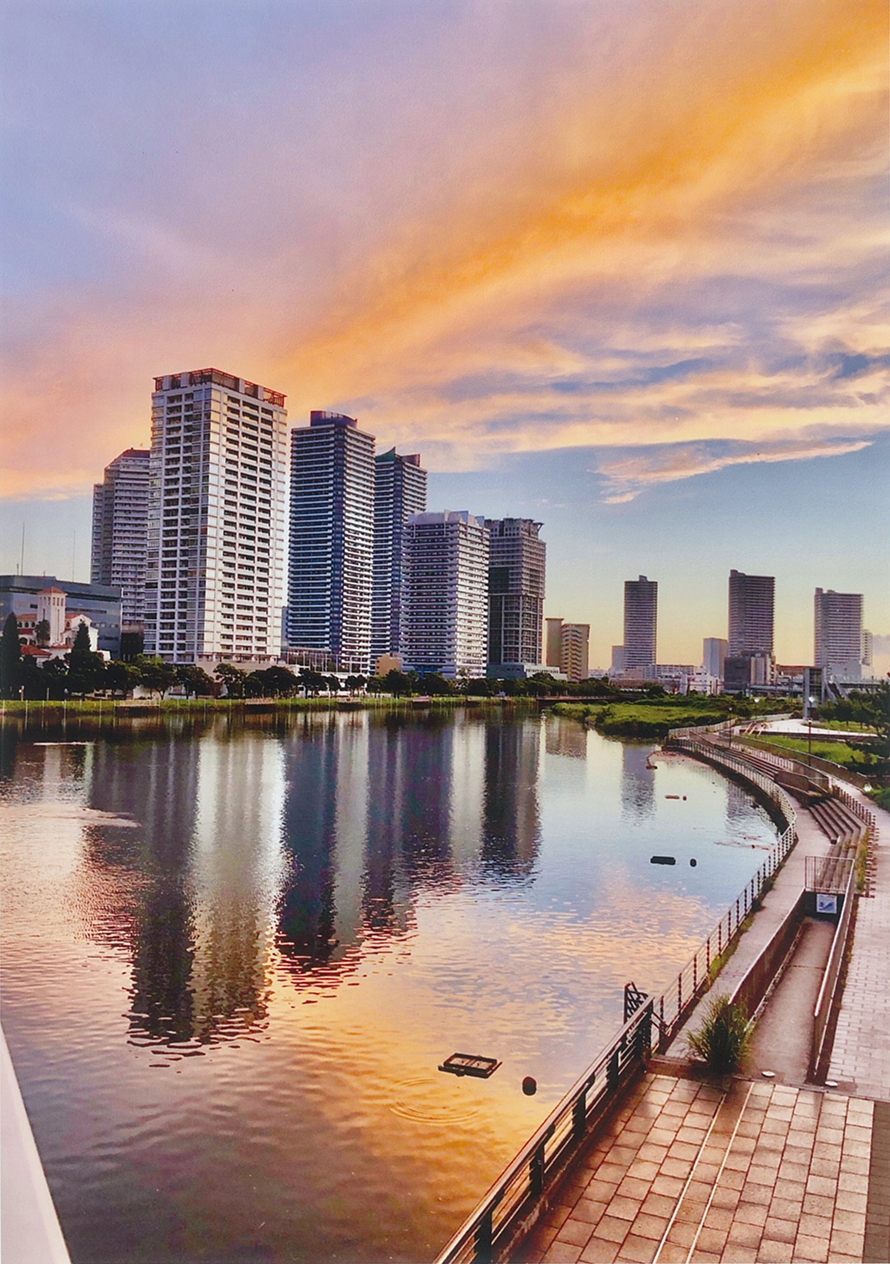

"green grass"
[0,694,529,719]
[743,733,879,768]
[868,786,890,811]
[552,700,727,738]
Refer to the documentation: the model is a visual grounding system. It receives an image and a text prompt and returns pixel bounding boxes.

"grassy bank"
[0,694,538,720]
[552,700,729,739]
[743,732,879,769]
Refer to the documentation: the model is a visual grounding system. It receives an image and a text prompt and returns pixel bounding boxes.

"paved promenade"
[518,771,890,1264]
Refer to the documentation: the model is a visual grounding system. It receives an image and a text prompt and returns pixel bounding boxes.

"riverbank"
[551,699,792,740]
[0,694,540,720]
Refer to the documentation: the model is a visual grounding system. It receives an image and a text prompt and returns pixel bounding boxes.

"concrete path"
[827,791,890,1100]
[746,919,835,1085]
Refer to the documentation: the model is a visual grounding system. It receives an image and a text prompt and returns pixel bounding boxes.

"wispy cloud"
[594,437,874,503]
[0,0,887,497]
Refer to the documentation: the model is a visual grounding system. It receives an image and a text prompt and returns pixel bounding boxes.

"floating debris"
[665,794,681,800]
[650,855,676,866]
[438,1053,501,1079]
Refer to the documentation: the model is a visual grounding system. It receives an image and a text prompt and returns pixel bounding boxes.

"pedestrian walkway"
[515,761,890,1264]
[827,791,890,1100]
[520,1073,874,1264]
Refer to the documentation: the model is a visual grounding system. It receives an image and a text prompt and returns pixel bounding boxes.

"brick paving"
[520,1074,873,1264]
[827,792,890,1100]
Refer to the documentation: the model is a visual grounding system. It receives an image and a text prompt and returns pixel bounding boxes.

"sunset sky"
[1,0,887,667]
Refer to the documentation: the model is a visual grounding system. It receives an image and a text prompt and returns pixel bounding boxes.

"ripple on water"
[389,1073,484,1125]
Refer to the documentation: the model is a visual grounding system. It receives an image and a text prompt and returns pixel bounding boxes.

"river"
[0,708,777,1263]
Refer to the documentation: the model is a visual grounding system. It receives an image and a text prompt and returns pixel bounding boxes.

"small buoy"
[689,858,697,867]
[682,796,687,801]
[522,1076,537,1096]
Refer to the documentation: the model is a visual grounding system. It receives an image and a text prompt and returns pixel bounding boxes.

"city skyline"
[1,1,887,669]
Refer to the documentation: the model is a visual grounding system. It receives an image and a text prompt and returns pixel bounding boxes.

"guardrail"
[810,859,858,1081]
[433,1001,655,1264]
[435,737,798,1264]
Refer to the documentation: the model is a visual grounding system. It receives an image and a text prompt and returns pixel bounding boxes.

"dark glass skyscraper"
[91,447,151,630]
[623,575,657,669]
[728,569,774,657]
[288,411,375,671]
[371,448,427,663]
[485,518,546,673]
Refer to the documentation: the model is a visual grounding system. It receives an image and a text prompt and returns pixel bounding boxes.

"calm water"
[0,709,778,1264]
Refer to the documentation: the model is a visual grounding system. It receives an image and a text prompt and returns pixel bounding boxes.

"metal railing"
[810,858,858,1081]
[434,738,798,1264]
[433,1001,655,1264]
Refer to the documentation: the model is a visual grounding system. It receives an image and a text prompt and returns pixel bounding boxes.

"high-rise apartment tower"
[546,617,590,682]
[624,576,657,669]
[728,569,774,657]
[485,518,546,674]
[400,511,489,679]
[144,368,288,664]
[371,448,427,662]
[91,447,151,630]
[814,588,863,682]
[288,411,375,672]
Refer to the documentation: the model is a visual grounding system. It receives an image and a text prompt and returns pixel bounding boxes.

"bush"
[686,994,753,1075]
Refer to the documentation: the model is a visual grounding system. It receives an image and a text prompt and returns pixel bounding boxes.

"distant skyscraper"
[702,637,728,679]
[400,511,489,679]
[144,368,288,664]
[371,448,427,662]
[728,569,774,657]
[545,617,590,682]
[288,411,375,671]
[814,588,863,681]
[624,575,657,669]
[485,518,546,674]
[91,447,151,630]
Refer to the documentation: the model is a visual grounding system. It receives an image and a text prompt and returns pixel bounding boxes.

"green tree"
[67,622,106,696]
[135,655,176,699]
[258,665,298,697]
[383,669,413,696]
[344,674,366,694]
[298,669,329,696]
[40,657,69,700]
[72,621,92,652]
[34,619,51,647]
[0,613,22,699]
[215,663,247,698]
[106,660,140,698]
[174,664,215,697]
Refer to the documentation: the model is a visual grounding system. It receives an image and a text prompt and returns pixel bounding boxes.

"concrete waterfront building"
[91,448,151,635]
[814,588,864,682]
[624,575,657,670]
[546,617,590,682]
[728,569,774,657]
[288,411,375,673]
[485,518,546,677]
[0,575,122,656]
[702,637,728,680]
[144,368,288,664]
[400,511,489,679]
[371,448,427,662]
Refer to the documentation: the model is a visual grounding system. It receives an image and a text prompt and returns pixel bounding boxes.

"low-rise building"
[0,576,121,657]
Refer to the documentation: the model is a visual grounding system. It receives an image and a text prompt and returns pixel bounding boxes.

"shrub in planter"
[686,994,753,1075]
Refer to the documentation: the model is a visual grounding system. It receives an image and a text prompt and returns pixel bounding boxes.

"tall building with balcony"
[624,575,657,670]
[143,368,288,664]
[814,588,864,681]
[400,511,489,679]
[91,448,151,635]
[485,518,546,676]
[546,617,590,682]
[371,448,427,663]
[728,569,774,657]
[288,411,375,672]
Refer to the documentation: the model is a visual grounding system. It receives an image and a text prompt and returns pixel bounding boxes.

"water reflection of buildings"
[482,718,541,878]
[620,744,656,822]
[545,716,588,760]
[84,730,285,1045]
[70,711,546,1038]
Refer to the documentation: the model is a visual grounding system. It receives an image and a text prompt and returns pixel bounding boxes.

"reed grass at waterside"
[0,694,539,720]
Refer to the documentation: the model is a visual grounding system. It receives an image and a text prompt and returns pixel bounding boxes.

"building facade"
[814,588,864,682]
[371,448,427,662]
[288,411,375,672]
[624,575,657,670]
[91,448,151,633]
[728,569,774,657]
[545,617,589,682]
[400,511,489,679]
[143,368,288,664]
[0,575,122,656]
[703,637,728,680]
[485,518,546,676]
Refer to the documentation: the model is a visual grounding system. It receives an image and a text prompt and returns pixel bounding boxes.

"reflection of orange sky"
[1,0,887,498]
